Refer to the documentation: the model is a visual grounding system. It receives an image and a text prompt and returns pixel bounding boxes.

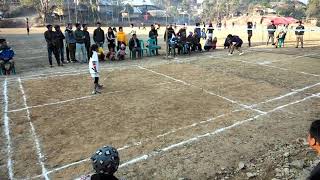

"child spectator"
[201,28,207,40]
[88,44,103,94]
[80,146,120,180]
[227,34,244,56]
[275,30,286,48]
[116,27,127,51]
[204,37,217,51]
[106,47,116,61]
[97,47,105,61]
[308,120,320,179]
[0,38,15,74]
[116,43,126,60]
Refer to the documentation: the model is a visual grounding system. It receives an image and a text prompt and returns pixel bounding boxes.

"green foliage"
[307,0,320,18]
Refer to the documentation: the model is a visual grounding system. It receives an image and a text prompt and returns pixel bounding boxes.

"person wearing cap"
[65,23,76,63]
[80,146,120,180]
[83,24,91,61]
[44,24,61,67]
[93,22,105,48]
[129,34,141,59]
[74,23,87,63]
[0,38,15,74]
[54,25,66,64]
[266,21,276,45]
[295,21,304,48]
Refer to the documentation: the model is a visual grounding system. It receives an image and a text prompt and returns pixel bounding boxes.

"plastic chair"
[147,39,161,56]
[139,40,148,57]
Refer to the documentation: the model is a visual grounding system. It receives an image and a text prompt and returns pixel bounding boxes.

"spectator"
[247,22,253,47]
[201,28,207,40]
[206,23,214,38]
[54,25,66,64]
[106,47,116,61]
[232,22,235,27]
[149,24,159,55]
[0,38,15,74]
[204,37,217,51]
[116,43,126,60]
[65,23,76,63]
[44,24,61,67]
[227,34,244,56]
[192,31,202,52]
[254,22,257,29]
[74,23,87,63]
[295,21,304,48]
[267,21,276,45]
[308,120,320,180]
[129,34,141,59]
[194,23,201,42]
[93,22,105,48]
[275,30,286,48]
[106,27,116,52]
[164,24,176,42]
[116,27,127,51]
[177,25,187,42]
[83,24,91,61]
[88,44,103,94]
[130,23,136,36]
[26,18,30,36]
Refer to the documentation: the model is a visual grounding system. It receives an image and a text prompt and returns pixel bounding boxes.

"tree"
[307,0,320,18]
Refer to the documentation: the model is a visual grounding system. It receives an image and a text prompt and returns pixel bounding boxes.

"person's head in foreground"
[76,23,81,30]
[0,38,7,47]
[54,25,61,31]
[83,24,88,31]
[298,20,303,25]
[46,24,53,31]
[308,120,320,154]
[308,120,320,180]
[97,22,101,28]
[119,27,123,32]
[132,33,137,39]
[67,23,73,30]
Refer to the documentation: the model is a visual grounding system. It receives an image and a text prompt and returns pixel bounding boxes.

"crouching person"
[0,38,15,75]
[80,146,120,180]
[89,44,103,94]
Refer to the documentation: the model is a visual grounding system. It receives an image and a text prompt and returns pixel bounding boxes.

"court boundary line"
[2,78,14,179]
[25,82,320,179]
[17,78,50,180]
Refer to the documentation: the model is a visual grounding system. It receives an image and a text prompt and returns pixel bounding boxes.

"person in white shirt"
[89,44,103,94]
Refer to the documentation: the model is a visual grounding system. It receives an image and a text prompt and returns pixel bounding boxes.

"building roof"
[122,0,155,6]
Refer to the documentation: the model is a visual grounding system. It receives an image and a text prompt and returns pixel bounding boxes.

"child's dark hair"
[90,44,99,57]
[119,26,123,31]
[310,120,320,143]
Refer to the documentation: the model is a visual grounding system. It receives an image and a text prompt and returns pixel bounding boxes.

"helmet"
[91,146,120,175]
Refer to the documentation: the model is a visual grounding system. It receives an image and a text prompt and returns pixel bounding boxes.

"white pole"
[75,0,78,23]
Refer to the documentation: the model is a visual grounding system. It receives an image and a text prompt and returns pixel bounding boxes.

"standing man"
[83,24,91,61]
[93,22,105,48]
[295,21,304,48]
[267,20,276,45]
[54,25,66,64]
[26,18,30,36]
[149,24,159,55]
[247,22,253,47]
[74,23,87,63]
[65,23,76,63]
[44,24,61,67]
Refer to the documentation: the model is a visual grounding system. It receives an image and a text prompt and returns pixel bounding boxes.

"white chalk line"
[2,78,14,179]
[7,82,172,113]
[75,92,319,180]
[26,80,319,179]
[137,65,267,115]
[18,78,50,180]
[292,52,320,60]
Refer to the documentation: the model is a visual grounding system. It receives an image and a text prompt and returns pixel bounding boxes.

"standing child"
[89,44,103,94]
[201,28,207,40]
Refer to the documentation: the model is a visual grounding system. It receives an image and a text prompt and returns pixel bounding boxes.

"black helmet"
[91,146,120,175]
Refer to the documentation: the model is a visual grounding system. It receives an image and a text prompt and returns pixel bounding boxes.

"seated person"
[212,37,217,49]
[204,37,214,51]
[128,34,141,59]
[0,38,15,75]
[106,47,116,61]
[116,43,126,60]
[275,30,286,48]
[191,32,202,52]
[227,34,244,56]
[80,146,120,180]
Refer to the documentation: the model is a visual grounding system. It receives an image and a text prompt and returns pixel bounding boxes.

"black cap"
[97,22,101,24]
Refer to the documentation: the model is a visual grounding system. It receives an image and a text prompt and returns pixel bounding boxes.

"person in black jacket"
[83,24,91,60]
[129,34,141,59]
[44,24,61,67]
[164,25,176,42]
[307,120,320,180]
[93,22,105,48]
[106,27,116,52]
[149,24,159,55]
[54,25,65,64]
[247,22,253,47]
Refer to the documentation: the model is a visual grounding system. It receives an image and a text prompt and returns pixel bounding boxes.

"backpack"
[0,48,15,61]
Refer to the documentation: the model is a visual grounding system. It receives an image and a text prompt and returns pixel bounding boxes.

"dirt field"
[0,28,320,180]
